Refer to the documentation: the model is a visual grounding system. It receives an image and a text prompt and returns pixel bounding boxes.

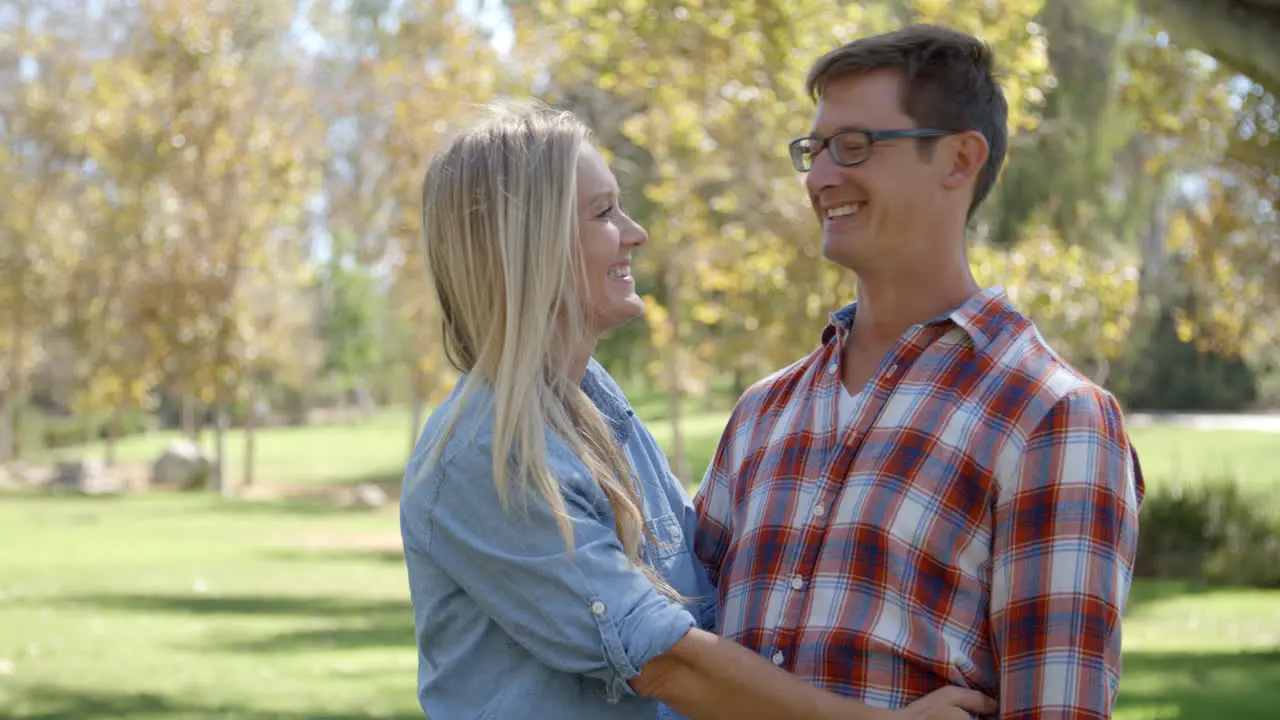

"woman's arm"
[634,629,996,720]
[413,441,993,719]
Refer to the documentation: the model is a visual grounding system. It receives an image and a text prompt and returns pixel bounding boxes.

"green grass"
[1116,581,1280,719]
[6,396,1279,718]
[0,494,1277,719]
[33,410,416,489]
[38,401,1280,493]
[0,494,420,719]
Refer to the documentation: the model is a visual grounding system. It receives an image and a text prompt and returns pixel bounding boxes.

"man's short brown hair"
[806,24,1008,220]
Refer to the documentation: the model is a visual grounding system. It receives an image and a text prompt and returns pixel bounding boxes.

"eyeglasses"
[788,128,955,172]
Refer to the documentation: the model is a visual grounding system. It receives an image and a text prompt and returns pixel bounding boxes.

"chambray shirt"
[400,358,716,720]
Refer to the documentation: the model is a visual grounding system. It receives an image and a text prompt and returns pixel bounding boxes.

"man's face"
[804,69,952,275]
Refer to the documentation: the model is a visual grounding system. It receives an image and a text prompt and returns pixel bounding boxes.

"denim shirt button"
[590,600,607,616]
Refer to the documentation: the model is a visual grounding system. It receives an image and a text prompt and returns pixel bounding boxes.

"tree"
[512,0,1051,479]
[119,0,323,491]
[1139,0,1280,93]
[0,4,84,462]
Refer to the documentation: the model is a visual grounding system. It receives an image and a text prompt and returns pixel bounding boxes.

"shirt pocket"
[643,512,686,560]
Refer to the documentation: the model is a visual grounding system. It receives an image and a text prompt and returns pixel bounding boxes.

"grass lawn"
[0,494,420,719]
[7,397,1279,718]
[34,404,1280,494]
[0,494,1277,719]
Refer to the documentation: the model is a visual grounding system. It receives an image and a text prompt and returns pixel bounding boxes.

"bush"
[1254,368,1280,411]
[21,405,156,452]
[1114,305,1259,412]
[1136,475,1280,588]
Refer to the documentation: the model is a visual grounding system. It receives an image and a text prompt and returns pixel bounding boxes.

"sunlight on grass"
[0,495,419,719]
[31,395,1280,494]
[8,393,1280,718]
[1116,581,1280,719]
[33,410,414,488]
[2,492,1277,718]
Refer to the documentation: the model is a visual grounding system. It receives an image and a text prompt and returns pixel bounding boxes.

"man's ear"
[940,130,989,192]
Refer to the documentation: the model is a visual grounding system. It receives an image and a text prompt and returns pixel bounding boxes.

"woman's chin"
[594,297,646,334]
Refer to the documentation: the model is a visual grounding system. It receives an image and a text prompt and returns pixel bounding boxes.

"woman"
[399,103,996,720]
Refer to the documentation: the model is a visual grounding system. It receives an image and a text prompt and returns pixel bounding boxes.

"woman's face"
[575,143,648,335]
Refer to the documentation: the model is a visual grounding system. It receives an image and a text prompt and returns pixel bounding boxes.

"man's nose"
[806,149,842,194]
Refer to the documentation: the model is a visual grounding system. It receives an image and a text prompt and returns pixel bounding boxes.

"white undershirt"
[837,381,867,428]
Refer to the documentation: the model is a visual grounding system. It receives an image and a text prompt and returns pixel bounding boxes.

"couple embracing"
[399,24,1144,720]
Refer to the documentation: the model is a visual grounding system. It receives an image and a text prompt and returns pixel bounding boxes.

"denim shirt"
[400,358,717,719]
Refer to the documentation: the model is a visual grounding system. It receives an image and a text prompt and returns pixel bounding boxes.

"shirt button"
[791,577,805,591]
[813,503,825,517]
[771,651,785,666]
[590,601,607,616]
[827,362,837,374]
[886,363,898,376]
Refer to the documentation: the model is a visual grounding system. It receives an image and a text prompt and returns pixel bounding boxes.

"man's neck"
[850,265,982,347]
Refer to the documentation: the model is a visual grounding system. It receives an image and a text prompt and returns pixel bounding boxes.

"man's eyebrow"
[809,124,865,136]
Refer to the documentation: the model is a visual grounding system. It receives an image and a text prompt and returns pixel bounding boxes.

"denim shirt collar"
[580,358,635,446]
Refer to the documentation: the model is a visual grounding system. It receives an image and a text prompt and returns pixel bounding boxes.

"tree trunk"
[213,403,229,497]
[0,387,13,465]
[181,391,198,439]
[106,403,122,467]
[0,393,13,465]
[243,385,257,488]
[3,312,26,462]
[663,266,690,484]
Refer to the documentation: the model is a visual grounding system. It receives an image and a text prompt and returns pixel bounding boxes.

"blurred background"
[0,0,1277,717]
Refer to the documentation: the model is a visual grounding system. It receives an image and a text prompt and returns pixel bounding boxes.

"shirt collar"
[579,357,635,445]
[821,286,1012,352]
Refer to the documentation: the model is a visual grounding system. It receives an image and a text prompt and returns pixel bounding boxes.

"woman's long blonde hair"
[421,102,675,597]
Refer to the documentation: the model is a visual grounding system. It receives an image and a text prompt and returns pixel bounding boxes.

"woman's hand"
[890,685,997,720]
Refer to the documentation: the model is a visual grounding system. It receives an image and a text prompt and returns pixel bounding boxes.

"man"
[693,24,1144,719]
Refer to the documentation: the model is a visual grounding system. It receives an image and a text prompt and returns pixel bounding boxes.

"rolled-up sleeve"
[419,442,696,700]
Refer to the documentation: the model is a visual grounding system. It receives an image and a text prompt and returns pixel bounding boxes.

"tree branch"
[1139,0,1280,91]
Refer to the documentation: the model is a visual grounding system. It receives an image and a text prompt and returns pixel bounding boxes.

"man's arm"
[990,385,1144,719]
[691,405,747,587]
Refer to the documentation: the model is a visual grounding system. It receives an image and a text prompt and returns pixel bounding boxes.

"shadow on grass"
[263,547,405,565]
[219,613,414,653]
[1124,578,1218,615]
[2,483,398,518]
[1117,649,1280,719]
[51,591,417,654]
[8,684,422,720]
[197,496,361,516]
[212,471,406,513]
[55,591,406,619]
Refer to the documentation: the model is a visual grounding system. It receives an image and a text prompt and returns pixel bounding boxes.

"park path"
[1126,412,1280,433]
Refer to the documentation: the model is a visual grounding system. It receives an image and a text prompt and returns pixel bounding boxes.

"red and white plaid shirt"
[694,287,1144,719]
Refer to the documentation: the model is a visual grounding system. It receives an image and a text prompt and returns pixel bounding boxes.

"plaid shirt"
[693,287,1144,719]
